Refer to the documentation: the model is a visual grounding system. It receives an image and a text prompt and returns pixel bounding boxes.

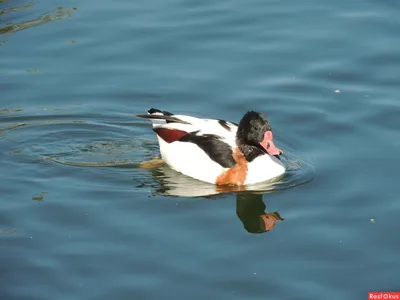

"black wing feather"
[179,132,236,168]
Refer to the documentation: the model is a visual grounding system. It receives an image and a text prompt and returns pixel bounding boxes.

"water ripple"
[1,111,314,196]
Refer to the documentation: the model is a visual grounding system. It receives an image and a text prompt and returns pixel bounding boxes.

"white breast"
[244,155,285,185]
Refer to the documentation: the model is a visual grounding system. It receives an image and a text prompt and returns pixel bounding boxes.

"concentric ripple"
[1,111,156,167]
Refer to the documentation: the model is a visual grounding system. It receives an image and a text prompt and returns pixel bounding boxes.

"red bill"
[259,131,282,155]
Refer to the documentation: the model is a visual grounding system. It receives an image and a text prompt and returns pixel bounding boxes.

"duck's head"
[236,111,282,156]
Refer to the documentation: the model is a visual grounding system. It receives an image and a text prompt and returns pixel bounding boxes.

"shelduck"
[136,108,285,185]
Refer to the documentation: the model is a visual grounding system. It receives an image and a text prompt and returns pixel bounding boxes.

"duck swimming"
[136,108,285,186]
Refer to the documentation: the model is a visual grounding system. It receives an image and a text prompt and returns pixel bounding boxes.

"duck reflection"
[141,160,285,233]
[236,193,284,233]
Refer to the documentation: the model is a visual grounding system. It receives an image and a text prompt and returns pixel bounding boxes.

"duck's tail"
[136,108,190,126]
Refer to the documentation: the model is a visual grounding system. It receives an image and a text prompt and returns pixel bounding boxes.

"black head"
[236,111,281,162]
[236,111,271,145]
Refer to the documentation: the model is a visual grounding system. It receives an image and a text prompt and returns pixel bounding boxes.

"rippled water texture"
[1,0,400,299]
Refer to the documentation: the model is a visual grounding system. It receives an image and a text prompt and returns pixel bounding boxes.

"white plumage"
[137,109,286,185]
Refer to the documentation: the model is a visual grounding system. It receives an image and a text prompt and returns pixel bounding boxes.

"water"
[1,0,399,299]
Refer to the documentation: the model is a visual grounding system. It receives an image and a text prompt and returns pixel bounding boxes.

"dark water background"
[1,0,399,299]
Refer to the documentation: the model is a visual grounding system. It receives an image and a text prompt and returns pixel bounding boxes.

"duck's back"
[138,109,238,184]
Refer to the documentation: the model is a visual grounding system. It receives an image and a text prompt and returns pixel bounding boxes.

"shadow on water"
[0,0,77,45]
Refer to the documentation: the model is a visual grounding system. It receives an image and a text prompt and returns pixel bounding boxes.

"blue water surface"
[1,0,399,299]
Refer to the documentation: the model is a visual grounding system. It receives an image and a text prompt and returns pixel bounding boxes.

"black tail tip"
[148,108,162,114]
[147,108,173,116]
